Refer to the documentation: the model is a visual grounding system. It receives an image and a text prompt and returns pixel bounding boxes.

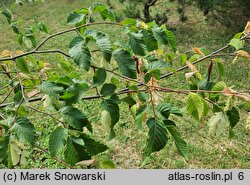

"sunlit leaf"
[208,112,229,135]
[229,39,244,50]
[99,159,115,169]
[186,93,206,121]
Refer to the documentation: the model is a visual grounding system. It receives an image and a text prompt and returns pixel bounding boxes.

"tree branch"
[160,45,230,79]
[0,86,15,105]
[35,22,121,50]
[34,144,74,169]
[0,22,121,62]
[27,105,66,126]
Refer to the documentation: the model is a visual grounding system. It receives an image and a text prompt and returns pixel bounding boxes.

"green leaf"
[186,93,206,121]
[208,112,229,135]
[164,120,187,158]
[23,36,33,49]
[215,59,225,77]
[60,83,89,104]
[0,136,10,166]
[49,127,68,157]
[18,33,23,45]
[61,106,89,131]
[179,53,187,65]
[100,83,116,97]
[11,117,35,145]
[136,104,147,116]
[129,32,146,56]
[138,92,149,102]
[93,68,107,86]
[69,37,91,71]
[152,27,168,45]
[121,18,136,26]
[92,3,115,21]
[39,82,64,99]
[233,32,243,39]
[64,137,91,165]
[11,23,19,34]
[212,81,226,91]
[64,138,80,165]
[37,22,48,33]
[148,61,170,70]
[101,99,119,139]
[99,159,115,169]
[13,91,22,104]
[95,32,112,63]
[84,30,112,62]
[1,9,13,24]
[226,107,240,128]
[112,49,137,79]
[229,38,244,50]
[16,58,29,73]
[142,30,158,52]
[67,12,85,25]
[158,103,172,119]
[158,103,183,119]
[101,110,111,130]
[121,96,136,107]
[166,29,177,52]
[79,133,108,155]
[146,117,168,154]
[17,105,29,116]
[25,36,36,48]
[146,69,161,80]
[210,81,226,101]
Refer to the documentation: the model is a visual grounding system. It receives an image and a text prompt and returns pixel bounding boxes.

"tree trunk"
[144,0,158,22]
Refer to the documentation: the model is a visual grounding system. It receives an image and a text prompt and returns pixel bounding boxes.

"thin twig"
[155,86,250,95]
[0,88,145,109]
[0,113,5,120]
[27,105,66,126]
[0,84,10,91]
[160,45,230,79]
[13,60,27,102]
[0,86,15,105]
[34,144,74,169]
[0,50,70,62]
[35,22,121,50]
[10,59,26,125]
[103,68,143,84]
[0,22,122,62]
[1,65,13,79]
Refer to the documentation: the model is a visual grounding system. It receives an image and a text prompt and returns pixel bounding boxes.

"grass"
[0,0,249,169]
